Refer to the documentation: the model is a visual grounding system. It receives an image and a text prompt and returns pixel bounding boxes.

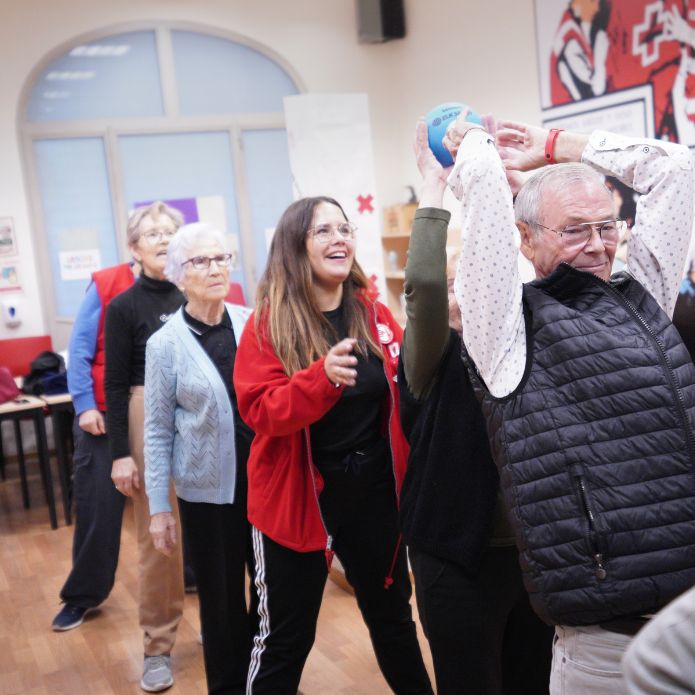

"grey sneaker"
[140,655,173,692]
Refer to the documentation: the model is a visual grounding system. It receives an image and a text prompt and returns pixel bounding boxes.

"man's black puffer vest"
[470,263,695,627]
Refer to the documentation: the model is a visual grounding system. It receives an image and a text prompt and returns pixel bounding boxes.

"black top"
[310,304,387,466]
[104,273,184,460]
[398,331,499,573]
[182,306,254,449]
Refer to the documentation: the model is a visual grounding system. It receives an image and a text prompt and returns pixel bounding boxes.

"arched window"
[20,24,301,337]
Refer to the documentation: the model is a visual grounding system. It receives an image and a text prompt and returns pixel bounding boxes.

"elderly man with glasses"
[442,116,695,694]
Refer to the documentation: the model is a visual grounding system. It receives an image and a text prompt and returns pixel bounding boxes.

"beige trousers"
[128,386,184,656]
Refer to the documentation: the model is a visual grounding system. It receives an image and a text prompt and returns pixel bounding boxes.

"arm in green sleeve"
[402,206,452,401]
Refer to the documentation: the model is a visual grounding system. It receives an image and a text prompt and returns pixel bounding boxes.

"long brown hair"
[255,196,382,375]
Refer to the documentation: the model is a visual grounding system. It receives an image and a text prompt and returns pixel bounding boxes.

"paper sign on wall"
[59,249,102,280]
[0,218,18,258]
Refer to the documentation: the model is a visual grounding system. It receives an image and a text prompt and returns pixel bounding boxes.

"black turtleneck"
[104,272,184,460]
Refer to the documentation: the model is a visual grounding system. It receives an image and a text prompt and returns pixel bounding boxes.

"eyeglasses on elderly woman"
[141,229,177,245]
[181,253,233,271]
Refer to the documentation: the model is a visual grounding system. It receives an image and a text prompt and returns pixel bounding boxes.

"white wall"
[0,0,540,345]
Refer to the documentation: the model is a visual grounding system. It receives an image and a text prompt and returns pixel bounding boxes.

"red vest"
[91,263,135,411]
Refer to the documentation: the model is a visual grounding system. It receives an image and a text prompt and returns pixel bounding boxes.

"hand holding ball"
[426,102,483,167]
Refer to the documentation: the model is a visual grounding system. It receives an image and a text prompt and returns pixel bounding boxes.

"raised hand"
[414,119,450,181]
[442,110,486,163]
[495,120,548,172]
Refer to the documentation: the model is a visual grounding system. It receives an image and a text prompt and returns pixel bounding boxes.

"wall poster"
[535,0,695,351]
[0,263,21,292]
[536,0,695,145]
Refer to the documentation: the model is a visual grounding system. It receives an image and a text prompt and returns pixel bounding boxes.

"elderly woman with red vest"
[234,196,433,695]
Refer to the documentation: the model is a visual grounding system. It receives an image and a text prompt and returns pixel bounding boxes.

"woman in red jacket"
[234,196,432,695]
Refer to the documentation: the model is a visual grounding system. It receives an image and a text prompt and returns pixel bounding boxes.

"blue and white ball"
[426,102,483,167]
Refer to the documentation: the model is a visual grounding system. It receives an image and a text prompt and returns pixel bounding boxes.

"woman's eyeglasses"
[181,253,233,270]
[308,222,357,245]
[141,229,177,245]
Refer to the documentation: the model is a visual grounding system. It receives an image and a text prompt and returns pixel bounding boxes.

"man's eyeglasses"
[308,222,357,245]
[181,253,233,271]
[535,219,627,249]
[141,229,177,245]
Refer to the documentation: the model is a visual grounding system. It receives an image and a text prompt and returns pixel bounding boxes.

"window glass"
[26,31,163,121]
[172,30,298,114]
[33,138,119,317]
[241,129,294,278]
[118,131,247,293]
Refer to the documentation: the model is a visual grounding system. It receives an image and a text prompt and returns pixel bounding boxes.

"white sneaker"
[140,654,173,692]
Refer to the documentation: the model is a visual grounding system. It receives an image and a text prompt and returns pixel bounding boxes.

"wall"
[0,0,540,346]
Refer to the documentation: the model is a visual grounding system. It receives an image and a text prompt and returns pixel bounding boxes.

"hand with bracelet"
[495,121,589,171]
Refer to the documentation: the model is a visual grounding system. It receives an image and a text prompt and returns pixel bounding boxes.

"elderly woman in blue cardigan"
[144,222,257,695]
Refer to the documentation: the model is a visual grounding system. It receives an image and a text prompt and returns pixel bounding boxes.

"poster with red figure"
[536,1,695,354]
[536,0,695,146]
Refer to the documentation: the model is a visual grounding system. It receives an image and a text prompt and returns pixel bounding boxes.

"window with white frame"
[21,24,300,334]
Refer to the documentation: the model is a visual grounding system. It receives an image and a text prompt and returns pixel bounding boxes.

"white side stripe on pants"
[247,526,270,695]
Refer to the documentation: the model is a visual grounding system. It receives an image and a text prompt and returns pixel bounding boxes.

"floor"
[0,458,434,694]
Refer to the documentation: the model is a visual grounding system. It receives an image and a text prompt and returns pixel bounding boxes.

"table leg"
[13,418,30,509]
[51,409,72,525]
[33,411,57,530]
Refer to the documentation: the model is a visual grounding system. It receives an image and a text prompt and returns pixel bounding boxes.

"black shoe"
[51,604,93,631]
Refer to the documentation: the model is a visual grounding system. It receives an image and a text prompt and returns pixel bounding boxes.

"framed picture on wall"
[534,0,695,146]
[0,262,21,292]
[0,217,17,258]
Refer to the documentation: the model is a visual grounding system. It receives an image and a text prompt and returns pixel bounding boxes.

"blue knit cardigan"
[144,303,251,515]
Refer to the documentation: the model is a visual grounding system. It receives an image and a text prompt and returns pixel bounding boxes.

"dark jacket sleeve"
[401,207,452,400]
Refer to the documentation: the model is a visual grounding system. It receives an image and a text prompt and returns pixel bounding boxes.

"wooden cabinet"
[382,233,410,326]
[381,203,416,326]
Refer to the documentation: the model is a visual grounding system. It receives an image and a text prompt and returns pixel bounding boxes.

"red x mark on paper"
[357,194,374,213]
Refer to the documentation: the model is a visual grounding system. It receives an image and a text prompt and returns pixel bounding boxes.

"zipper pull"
[593,553,607,581]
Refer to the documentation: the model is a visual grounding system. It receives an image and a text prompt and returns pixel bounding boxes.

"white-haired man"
[443,118,695,694]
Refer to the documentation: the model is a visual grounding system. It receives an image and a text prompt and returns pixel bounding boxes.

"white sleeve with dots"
[583,131,695,318]
[450,129,695,399]
[449,129,526,399]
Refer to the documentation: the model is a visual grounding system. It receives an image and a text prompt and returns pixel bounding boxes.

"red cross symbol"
[357,194,374,213]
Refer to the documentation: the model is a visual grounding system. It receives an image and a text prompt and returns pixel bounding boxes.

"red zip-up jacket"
[234,297,409,555]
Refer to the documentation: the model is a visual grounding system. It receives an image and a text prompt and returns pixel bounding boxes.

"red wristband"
[544,128,564,165]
